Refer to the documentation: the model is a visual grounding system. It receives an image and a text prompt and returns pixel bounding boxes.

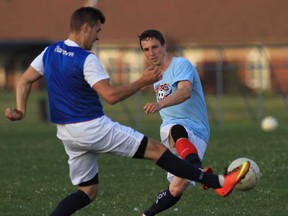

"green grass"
[1,90,288,215]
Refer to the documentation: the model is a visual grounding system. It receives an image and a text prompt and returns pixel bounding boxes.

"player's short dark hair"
[70,7,105,32]
[138,29,165,50]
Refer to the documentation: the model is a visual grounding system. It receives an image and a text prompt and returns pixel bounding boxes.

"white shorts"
[56,115,144,185]
[160,124,207,188]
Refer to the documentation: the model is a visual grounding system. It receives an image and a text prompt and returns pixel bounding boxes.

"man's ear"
[82,23,90,33]
[163,43,167,50]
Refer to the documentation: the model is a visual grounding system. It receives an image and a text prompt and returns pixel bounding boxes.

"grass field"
[1,90,288,215]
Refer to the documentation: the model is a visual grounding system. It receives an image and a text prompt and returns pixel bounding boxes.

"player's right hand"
[5,108,24,121]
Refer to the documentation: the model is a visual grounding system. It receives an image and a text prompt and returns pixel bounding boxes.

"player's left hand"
[141,66,162,85]
[5,108,24,121]
[144,102,161,114]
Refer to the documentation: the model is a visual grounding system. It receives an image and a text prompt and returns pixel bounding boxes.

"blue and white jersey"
[154,57,210,143]
[31,40,110,124]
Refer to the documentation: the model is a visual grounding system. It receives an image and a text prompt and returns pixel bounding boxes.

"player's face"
[84,21,102,50]
[141,37,166,66]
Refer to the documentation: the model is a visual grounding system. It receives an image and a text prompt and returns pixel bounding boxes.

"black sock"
[156,150,221,188]
[50,190,91,216]
[185,154,203,169]
[144,189,181,216]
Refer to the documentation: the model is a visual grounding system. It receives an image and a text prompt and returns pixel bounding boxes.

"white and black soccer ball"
[227,157,261,191]
[158,89,166,100]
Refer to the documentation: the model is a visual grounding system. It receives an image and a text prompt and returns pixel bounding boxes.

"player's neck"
[160,55,172,73]
[68,33,84,49]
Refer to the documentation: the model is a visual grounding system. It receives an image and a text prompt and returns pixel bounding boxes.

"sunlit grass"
[1,91,288,215]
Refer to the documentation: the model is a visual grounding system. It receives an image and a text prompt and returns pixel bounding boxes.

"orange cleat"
[215,161,250,197]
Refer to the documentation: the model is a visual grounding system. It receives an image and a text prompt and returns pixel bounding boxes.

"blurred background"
[1,1,288,215]
[1,0,288,128]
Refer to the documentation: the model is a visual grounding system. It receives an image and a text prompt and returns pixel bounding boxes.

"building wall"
[96,44,288,95]
[1,43,288,97]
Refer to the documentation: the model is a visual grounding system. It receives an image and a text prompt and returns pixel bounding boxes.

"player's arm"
[92,66,161,104]
[5,66,43,121]
[144,80,191,114]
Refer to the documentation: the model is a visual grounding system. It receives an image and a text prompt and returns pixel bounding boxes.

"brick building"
[1,0,288,93]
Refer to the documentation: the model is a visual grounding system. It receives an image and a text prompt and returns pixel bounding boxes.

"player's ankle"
[218,175,224,187]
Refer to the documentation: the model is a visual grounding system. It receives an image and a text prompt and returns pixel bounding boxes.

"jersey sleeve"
[84,54,110,87]
[30,47,48,75]
[172,58,196,87]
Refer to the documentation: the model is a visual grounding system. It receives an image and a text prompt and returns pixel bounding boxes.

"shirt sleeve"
[84,54,110,87]
[30,48,47,75]
[172,58,195,87]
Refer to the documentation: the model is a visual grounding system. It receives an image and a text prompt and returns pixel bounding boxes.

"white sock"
[218,175,225,187]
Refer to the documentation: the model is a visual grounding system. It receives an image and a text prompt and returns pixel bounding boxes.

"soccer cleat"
[201,166,214,190]
[215,161,250,197]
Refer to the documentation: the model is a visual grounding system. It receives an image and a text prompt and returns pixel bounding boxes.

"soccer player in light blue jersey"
[5,8,249,216]
[139,29,215,215]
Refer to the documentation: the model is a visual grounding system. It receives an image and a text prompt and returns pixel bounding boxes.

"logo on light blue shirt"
[155,83,172,101]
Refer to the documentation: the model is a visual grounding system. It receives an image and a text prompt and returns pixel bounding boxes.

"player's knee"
[143,138,167,162]
[170,124,188,142]
[169,180,189,197]
[79,184,99,201]
[87,191,98,202]
[88,186,98,201]
[78,173,99,201]
[169,185,185,197]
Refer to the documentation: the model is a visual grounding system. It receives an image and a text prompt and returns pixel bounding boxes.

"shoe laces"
[226,165,241,176]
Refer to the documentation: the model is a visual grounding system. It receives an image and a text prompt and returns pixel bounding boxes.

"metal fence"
[1,43,288,128]
[96,43,288,127]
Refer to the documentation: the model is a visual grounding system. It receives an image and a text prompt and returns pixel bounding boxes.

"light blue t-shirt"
[154,57,210,143]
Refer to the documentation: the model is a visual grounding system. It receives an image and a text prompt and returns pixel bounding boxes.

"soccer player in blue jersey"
[5,7,249,216]
[138,29,219,215]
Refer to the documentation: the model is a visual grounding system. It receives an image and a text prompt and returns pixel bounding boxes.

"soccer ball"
[227,158,261,191]
[158,89,166,100]
[261,116,278,132]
